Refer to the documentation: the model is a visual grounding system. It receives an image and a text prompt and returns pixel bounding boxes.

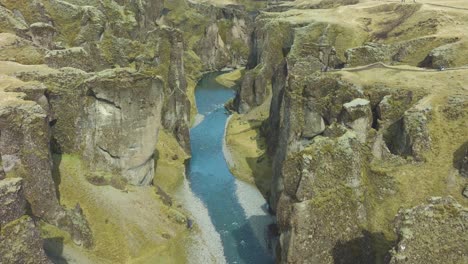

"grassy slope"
[226,96,273,197]
[338,66,468,240]
[48,154,189,264]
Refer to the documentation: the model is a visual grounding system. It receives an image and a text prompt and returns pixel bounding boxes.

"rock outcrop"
[389,197,468,264]
[82,69,164,185]
[0,0,254,261]
[0,178,51,264]
[0,75,93,247]
[230,2,468,263]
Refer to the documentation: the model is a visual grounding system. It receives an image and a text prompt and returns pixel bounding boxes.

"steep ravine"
[186,72,275,264]
[1,0,467,263]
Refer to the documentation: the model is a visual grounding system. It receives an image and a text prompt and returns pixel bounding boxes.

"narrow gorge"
[0,0,467,264]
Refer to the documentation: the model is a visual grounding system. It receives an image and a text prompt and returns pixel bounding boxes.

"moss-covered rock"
[278,132,371,263]
[389,197,468,264]
[0,33,46,64]
[0,215,51,264]
[0,177,26,226]
[0,74,93,248]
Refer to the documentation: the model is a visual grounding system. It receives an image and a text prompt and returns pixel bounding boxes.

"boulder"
[302,100,326,138]
[341,98,372,143]
[30,22,56,49]
[345,42,394,67]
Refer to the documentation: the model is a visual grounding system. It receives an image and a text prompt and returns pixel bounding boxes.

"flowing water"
[187,72,275,264]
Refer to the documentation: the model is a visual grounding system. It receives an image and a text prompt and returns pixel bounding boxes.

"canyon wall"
[0,0,253,262]
[232,1,468,263]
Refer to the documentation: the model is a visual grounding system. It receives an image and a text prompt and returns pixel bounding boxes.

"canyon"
[0,0,467,263]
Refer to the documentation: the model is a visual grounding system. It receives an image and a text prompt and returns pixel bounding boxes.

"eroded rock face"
[340,98,372,143]
[389,197,468,264]
[234,19,295,113]
[0,216,51,264]
[0,178,26,226]
[30,22,56,49]
[345,37,458,68]
[82,69,164,185]
[278,132,369,263]
[0,75,93,248]
[269,73,363,210]
[0,178,50,264]
[0,95,62,220]
[193,4,252,70]
[159,28,191,153]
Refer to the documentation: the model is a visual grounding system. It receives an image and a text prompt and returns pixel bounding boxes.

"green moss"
[55,154,189,263]
[217,20,233,44]
[154,130,189,193]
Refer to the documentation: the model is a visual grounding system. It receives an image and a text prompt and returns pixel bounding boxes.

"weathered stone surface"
[30,22,56,49]
[0,215,51,264]
[269,73,362,210]
[194,5,251,70]
[455,142,468,178]
[302,102,325,138]
[234,19,295,113]
[420,41,468,69]
[341,98,372,143]
[0,76,93,248]
[0,177,50,264]
[0,178,26,226]
[345,37,458,67]
[345,42,394,67]
[389,197,468,264]
[159,28,192,153]
[0,97,61,220]
[278,132,369,263]
[0,33,45,65]
[0,5,29,37]
[82,68,164,185]
[45,47,93,72]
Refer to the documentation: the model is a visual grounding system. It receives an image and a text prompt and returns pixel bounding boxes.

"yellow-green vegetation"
[225,95,272,196]
[215,68,244,88]
[193,0,267,11]
[154,130,190,193]
[0,33,45,65]
[54,154,189,264]
[336,66,468,247]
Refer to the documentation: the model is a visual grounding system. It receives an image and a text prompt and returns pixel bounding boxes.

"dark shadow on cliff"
[51,153,63,201]
[453,141,468,177]
[44,237,68,264]
[332,230,394,264]
[231,214,275,264]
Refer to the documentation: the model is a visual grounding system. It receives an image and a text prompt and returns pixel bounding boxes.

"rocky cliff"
[0,178,51,264]
[0,0,253,262]
[228,0,468,263]
[1,0,467,263]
